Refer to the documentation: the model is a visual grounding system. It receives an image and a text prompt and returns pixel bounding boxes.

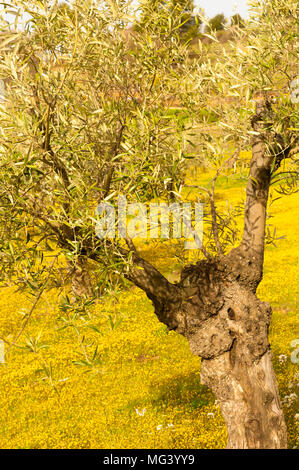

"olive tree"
[125,0,298,448]
[0,0,298,449]
[123,0,298,448]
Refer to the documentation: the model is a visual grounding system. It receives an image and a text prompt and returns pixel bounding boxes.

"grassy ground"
[0,159,298,449]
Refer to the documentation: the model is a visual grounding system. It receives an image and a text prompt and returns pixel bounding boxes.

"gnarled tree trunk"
[127,246,287,448]
[125,98,293,448]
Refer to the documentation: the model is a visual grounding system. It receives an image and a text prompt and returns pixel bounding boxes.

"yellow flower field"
[0,161,298,449]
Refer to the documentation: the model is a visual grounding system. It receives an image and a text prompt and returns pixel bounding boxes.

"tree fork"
[130,250,288,448]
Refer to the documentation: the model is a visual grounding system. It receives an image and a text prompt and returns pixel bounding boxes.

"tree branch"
[100,123,125,199]
[125,250,179,305]
[241,99,296,265]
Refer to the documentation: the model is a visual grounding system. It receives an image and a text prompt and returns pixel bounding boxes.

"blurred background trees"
[205,13,227,32]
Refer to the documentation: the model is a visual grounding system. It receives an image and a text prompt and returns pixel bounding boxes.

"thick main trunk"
[131,252,288,448]
[181,264,287,448]
[201,348,287,449]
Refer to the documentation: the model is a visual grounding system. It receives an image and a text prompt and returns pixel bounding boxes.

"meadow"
[0,154,298,449]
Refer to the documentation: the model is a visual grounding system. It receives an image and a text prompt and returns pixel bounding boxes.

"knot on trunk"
[183,283,272,361]
[149,254,272,362]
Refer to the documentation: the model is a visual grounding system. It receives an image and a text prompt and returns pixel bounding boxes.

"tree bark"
[176,250,288,449]
[201,349,287,448]
[69,256,93,298]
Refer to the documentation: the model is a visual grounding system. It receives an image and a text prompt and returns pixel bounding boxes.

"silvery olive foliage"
[0,0,200,290]
[0,0,297,291]
[185,0,298,253]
